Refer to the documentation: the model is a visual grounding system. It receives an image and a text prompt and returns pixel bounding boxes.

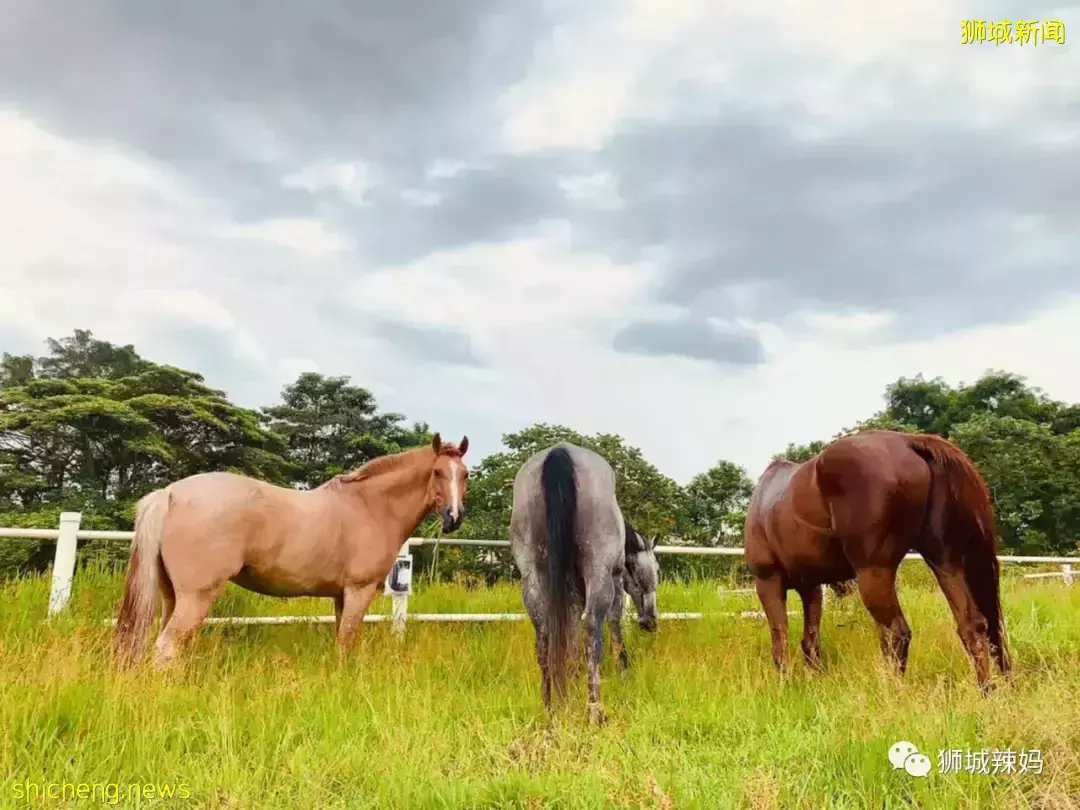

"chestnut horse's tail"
[541,445,579,705]
[907,434,1010,672]
[114,488,170,668]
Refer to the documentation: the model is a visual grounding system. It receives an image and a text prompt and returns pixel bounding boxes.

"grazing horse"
[510,442,659,723]
[744,430,1009,692]
[114,434,470,668]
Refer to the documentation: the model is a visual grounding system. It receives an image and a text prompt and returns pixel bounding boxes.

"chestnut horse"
[114,434,469,668]
[744,430,1009,692]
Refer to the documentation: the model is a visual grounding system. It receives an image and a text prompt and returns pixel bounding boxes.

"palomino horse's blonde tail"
[114,488,169,668]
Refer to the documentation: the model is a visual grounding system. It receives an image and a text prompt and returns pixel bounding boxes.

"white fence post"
[385,547,413,639]
[48,512,82,616]
[1063,563,1074,587]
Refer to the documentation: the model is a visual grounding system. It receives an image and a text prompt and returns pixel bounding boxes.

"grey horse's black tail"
[541,445,579,705]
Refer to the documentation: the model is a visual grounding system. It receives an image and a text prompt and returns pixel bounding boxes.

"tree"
[776,440,827,463]
[0,331,292,529]
[878,371,1063,438]
[677,461,755,545]
[36,329,151,380]
[951,415,1080,555]
[260,372,431,489]
[0,354,34,388]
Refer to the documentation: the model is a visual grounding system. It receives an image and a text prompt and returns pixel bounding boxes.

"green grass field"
[2,562,1078,809]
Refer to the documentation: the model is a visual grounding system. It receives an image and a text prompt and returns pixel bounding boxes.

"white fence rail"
[2,513,1076,634]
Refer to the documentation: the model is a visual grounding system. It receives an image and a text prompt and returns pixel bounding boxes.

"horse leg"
[608,576,630,671]
[926,560,993,692]
[536,623,551,710]
[854,566,912,676]
[568,617,584,679]
[755,574,790,672]
[798,584,824,671]
[153,586,220,669]
[336,581,380,660]
[333,593,344,635]
[521,574,551,710]
[158,559,176,631]
[584,577,615,725]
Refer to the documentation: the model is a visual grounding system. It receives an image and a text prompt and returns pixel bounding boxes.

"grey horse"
[509,442,660,723]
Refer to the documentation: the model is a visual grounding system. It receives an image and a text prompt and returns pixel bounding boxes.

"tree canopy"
[260,372,431,490]
[2,331,1078,580]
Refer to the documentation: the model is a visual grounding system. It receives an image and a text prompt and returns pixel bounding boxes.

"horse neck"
[340,453,435,540]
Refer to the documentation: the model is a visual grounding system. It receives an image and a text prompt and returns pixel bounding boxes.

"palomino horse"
[114,434,470,668]
[510,442,660,724]
[744,430,1010,692]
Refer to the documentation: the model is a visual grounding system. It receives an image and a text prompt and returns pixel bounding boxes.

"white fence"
[1,512,1075,636]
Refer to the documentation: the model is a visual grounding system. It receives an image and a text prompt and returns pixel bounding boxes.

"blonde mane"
[318,442,465,490]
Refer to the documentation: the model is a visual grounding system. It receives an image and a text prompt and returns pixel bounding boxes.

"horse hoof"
[587,703,607,726]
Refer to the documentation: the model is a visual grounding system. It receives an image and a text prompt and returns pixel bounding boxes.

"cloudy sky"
[1,1,1078,484]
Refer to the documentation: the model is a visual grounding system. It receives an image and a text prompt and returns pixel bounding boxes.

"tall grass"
[1,562,1078,809]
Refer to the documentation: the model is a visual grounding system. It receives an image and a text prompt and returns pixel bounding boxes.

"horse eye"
[434,469,444,478]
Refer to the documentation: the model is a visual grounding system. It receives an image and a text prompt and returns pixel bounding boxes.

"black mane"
[623,516,650,553]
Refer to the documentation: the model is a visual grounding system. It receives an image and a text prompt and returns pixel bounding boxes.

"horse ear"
[459,435,469,455]
[431,433,442,453]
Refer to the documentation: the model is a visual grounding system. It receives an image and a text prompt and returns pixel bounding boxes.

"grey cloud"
[0,0,565,222]
[612,317,766,366]
[352,155,573,265]
[4,0,1078,356]
[366,319,487,368]
[146,324,272,405]
[587,106,1080,340]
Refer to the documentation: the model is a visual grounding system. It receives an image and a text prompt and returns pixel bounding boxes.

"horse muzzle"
[639,616,659,632]
[441,507,465,533]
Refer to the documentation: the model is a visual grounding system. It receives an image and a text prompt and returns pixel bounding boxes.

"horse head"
[427,433,470,533]
[623,519,660,632]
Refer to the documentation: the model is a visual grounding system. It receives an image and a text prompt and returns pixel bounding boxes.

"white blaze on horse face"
[449,460,462,519]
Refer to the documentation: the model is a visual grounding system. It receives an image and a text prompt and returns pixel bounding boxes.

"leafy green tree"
[0,354,34,388]
[677,461,754,545]
[0,331,293,577]
[35,329,150,380]
[878,371,1063,438]
[776,440,827,463]
[260,372,431,489]
[462,423,682,543]
[951,415,1080,555]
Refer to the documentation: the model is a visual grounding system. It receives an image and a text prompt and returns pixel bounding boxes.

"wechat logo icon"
[889,740,932,778]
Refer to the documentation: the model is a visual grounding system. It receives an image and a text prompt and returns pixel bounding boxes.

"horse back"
[159,472,351,594]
